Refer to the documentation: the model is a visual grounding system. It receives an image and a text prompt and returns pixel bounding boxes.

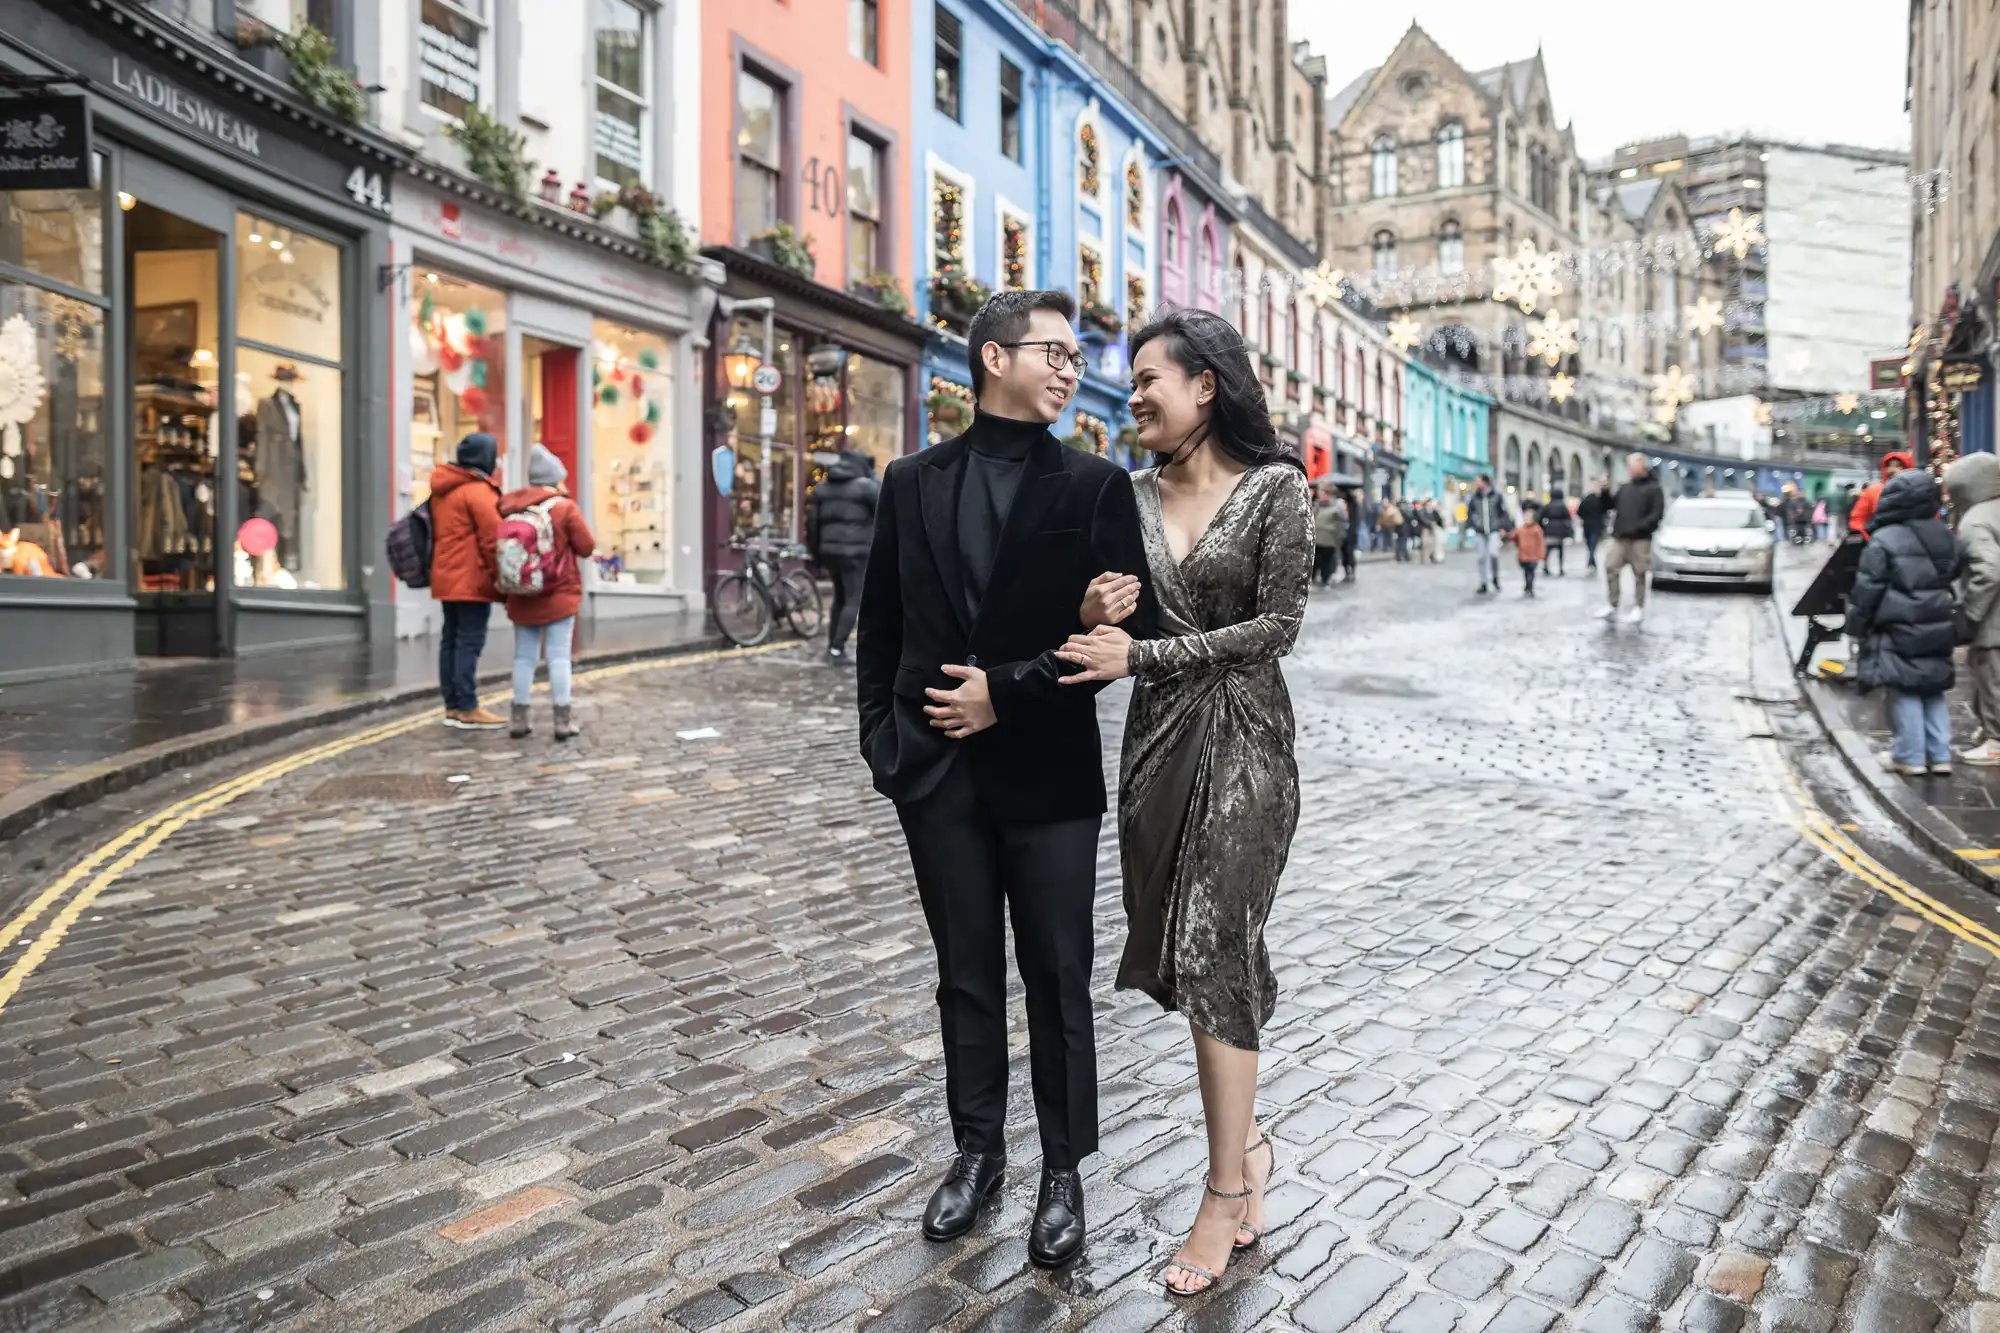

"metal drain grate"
[308,773,462,803]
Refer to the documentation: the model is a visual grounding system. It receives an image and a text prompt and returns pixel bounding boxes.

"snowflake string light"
[1489,241,1564,314]
[1300,264,1345,307]
[1707,208,1765,260]
[1648,365,1696,425]
[1526,314,1580,368]
[1386,315,1423,351]
[1547,372,1576,404]
[1683,297,1724,337]
[1835,393,1860,414]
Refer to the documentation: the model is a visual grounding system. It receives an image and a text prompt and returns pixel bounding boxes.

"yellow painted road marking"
[0,642,795,1015]
[1738,702,2000,960]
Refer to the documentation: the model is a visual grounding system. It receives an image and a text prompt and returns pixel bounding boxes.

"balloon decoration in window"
[593,339,669,446]
[0,314,49,479]
[414,289,496,420]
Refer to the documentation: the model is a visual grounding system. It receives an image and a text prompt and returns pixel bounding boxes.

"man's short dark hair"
[965,289,1078,398]
[1477,472,1491,484]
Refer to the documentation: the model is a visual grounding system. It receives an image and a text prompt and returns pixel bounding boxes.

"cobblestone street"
[3,555,1999,1333]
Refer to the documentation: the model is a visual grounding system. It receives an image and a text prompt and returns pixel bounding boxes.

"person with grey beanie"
[499,443,595,739]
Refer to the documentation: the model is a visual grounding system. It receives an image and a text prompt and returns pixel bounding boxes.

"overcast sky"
[1293,4,1910,161]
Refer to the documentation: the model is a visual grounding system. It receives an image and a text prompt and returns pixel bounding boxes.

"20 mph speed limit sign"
[751,365,783,395]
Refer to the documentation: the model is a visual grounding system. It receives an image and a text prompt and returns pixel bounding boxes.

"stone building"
[1907,0,1997,458]
[1320,24,1589,404]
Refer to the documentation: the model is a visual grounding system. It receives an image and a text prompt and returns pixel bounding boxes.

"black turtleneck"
[957,410,1043,615]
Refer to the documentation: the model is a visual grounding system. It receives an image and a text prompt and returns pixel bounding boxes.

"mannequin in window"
[256,363,307,570]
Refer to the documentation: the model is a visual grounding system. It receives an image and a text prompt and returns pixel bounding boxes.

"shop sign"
[0,94,92,189]
[1869,357,1909,391]
[2,0,400,214]
[1942,358,1986,393]
[111,58,262,156]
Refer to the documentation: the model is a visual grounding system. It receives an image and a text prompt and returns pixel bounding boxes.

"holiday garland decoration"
[1526,314,1580,368]
[0,313,49,478]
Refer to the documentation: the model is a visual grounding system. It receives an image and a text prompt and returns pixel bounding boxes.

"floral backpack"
[494,497,572,597]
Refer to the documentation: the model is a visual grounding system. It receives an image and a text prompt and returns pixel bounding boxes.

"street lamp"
[716,296,778,530]
[722,332,764,391]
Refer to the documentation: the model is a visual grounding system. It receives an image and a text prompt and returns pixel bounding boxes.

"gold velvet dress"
[1117,462,1314,1051]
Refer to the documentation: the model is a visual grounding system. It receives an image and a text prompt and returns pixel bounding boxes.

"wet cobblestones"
[1,562,1998,1332]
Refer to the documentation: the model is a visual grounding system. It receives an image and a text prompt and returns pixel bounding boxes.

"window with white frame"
[1372,229,1396,281]
[1436,121,1464,189]
[419,0,488,120]
[846,131,885,288]
[1437,219,1463,274]
[736,67,784,240]
[850,0,880,65]
[1371,134,1397,198]
[594,0,649,187]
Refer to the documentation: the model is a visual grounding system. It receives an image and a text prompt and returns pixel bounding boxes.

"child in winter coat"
[1846,468,1962,776]
[1510,504,1548,597]
[500,444,596,741]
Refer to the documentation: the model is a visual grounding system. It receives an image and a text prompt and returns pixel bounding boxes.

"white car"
[1649,496,1777,592]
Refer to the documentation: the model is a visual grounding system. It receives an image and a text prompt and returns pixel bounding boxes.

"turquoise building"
[1403,358,1493,508]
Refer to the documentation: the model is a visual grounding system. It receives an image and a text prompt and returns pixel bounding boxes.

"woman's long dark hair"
[1128,306,1303,472]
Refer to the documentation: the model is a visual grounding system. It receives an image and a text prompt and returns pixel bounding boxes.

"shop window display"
[409,271,507,507]
[1,165,108,581]
[235,348,341,589]
[0,284,105,578]
[235,214,345,589]
[589,320,673,584]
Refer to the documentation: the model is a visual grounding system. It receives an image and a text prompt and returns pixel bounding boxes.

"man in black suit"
[856,289,1154,1267]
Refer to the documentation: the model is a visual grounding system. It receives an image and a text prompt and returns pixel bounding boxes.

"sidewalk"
[1772,544,2000,888]
[0,611,717,840]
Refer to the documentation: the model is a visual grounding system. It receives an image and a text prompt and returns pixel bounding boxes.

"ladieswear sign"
[0,94,93,190]
[111,58,261,157]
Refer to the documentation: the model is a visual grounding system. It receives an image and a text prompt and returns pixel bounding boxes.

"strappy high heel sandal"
[1235,1137,1275,1251]
[1161,1180,1249,1297]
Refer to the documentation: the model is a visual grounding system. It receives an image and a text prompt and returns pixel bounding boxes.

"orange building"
[698,0,926,580]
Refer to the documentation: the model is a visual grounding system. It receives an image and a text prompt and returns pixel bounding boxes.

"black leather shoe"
[921,1151,1005,1241]
[1029,1167,1086,1267]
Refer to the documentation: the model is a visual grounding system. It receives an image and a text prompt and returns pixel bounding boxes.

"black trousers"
[896,758,1100,1168]
[1545,540,1565,575]
[1312,544,1339,585]
[823,554,866,651]
[1339,540,1357,578]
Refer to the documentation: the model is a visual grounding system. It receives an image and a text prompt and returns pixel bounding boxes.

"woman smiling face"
[1127,338,1213,454]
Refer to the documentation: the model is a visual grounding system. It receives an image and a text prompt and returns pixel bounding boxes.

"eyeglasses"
[997,340,1088,374]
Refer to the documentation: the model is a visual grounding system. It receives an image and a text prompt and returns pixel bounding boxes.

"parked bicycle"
[713,533,825,647]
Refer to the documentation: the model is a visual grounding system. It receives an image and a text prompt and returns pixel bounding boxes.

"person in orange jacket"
[428,432,507,729]
[1848,450,1914,536]
[1509,500,1548,597]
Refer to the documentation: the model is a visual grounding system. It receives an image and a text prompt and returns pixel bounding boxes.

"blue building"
[1403,358,1493,509]
[911,0,1174,463]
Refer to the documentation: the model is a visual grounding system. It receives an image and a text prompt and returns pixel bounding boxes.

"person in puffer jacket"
[1846,467,1963,777]
[807,450,880,663]
[1944,452,2000,764]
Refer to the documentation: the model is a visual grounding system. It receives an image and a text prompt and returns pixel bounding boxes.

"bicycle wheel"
[778,569,825,638]
[712,572,773,647]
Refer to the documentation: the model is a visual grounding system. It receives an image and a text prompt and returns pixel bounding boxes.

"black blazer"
[856,429,1156,823]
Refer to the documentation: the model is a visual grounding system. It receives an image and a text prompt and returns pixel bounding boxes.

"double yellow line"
[0,642,793,1015]
[1741,704,2000,959]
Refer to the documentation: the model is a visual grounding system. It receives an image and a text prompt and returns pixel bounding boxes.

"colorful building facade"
[1405,359,1494,506]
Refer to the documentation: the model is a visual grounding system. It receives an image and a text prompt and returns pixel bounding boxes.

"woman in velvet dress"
[1056,307,1312,1296]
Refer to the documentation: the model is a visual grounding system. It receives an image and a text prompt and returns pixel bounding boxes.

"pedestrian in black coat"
[1846,468,1963,776]
[807,450,880,662]
[1576,479,1611,570]
[1539,486,1575,576]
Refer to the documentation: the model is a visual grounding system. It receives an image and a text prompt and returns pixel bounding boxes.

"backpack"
[1379,502,1403,529]
[494,497,572,597]
[384,500,433,588]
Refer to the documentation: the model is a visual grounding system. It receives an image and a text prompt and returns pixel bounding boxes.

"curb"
[1766,590,2000,896]
[0,630,727,844]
